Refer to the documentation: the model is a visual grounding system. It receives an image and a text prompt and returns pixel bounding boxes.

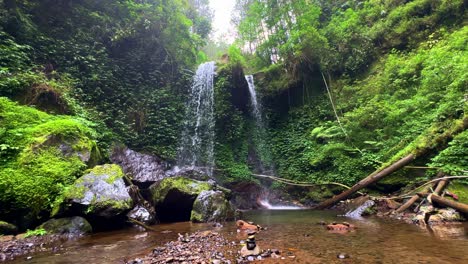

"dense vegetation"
[0,0,466,226]
[234,0,467,195]
[0,0,212,226]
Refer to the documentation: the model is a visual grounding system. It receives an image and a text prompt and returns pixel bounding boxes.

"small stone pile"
[126,231,236,264]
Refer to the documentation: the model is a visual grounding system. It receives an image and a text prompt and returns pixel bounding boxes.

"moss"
[0,220,18,235]
[83,164,125,184]
[151,177,211,205]
[0,97,98,224]
[446,182,468,204]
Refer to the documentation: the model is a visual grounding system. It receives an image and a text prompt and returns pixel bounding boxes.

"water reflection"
[10,210,468,264]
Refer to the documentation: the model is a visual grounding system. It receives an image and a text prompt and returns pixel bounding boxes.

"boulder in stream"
[39,216,92,236]
[150,176,233,222]
[150,177,212,222]
[63,164,133,223]
[0,221,17,235]
[191,190,235,223]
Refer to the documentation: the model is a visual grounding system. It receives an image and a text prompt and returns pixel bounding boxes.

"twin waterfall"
[177,63,270,178]
[177,62,216,177]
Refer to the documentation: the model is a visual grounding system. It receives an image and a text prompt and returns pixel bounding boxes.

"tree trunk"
[395,194,423,213]
[395,173,446,213]
[433,179,449,195]
[315,154,415,209]
[417,193,468,215]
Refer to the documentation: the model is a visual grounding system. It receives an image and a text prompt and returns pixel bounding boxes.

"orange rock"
[236,220,259,231]
[326,223,355,231]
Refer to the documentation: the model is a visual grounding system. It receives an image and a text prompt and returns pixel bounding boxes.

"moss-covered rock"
[0,97,99,227]
[39,216,92,236]
[64,164,132,219]
[0,220,17,235]
[150,177,212,222]
[150,177,211,205]
[191,190,235,223]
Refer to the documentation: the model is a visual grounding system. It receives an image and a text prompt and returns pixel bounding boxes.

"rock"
[240,245,261,257]
[0,221,17,235]
[110,147,169,188]
[235,220,258,231]
[127,205,156,224]
[64,164,133,219]
[39,217,92,236]
[191,190,235,223]
[428,208,466,224]
[150,177,212,222]
[165,166,210,181]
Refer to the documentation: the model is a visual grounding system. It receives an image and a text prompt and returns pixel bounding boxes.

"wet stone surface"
[0,234,67,262]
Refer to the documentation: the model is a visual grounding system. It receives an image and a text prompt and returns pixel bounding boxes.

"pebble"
[337,253,350,259]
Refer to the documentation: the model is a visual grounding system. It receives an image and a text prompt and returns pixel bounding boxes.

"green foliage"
[0,0,213,160]
[430,130,468,176]
[268,26,467,187]
[24,227,47,238]
[0,98,97,223]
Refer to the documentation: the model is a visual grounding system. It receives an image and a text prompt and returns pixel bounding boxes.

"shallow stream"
[11,210,468,263]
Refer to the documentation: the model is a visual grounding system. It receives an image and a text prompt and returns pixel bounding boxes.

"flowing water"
[245,75,274,174]
[16,210,468,264]
[177,62,216,177]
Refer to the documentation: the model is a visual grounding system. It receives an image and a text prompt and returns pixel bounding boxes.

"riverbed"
[8,210,468,263]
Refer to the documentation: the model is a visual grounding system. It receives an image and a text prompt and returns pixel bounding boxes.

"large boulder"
[39,217,92,236]
[0,221,17,235]
[150,177,213,222]
[64,164,133,220]
[110,146,168,188]
[191,190,235,223]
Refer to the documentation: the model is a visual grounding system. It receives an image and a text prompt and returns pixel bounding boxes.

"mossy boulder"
[39,216,92,236]
[191,190,235,223]
[64,164,133,219]
[0,221,17,235]
[0,98,99,227]
[150,177,212,222]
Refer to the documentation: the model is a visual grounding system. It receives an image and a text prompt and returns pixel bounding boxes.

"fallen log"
[316,116,468,209]
[395,192,425,213]
[417,193,468,215]
[315,154,415,209]
[395,173,446,213]
[433,179,449,195]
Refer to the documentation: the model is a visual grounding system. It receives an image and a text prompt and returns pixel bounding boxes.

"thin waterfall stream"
[176,62,216,177]
[245,75,301,209]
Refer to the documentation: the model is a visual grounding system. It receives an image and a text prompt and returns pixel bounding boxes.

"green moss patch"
[0,97,98,224]
[151,177,211,205]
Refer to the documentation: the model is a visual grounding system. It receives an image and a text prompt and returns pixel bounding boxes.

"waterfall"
[177,62,216,177]
[245,75,272,173]
[246,75,264,128]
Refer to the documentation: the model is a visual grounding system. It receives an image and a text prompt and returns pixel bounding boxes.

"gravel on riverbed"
[125,230,238,264]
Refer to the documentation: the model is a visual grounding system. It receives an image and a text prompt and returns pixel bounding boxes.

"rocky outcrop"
[149,177,234,223]
[0,221,17,235]
[39,217,92,236]
[63,164,132,227]
[191,190,235,223]
[110,146,168,188]
[150,177,212,222]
